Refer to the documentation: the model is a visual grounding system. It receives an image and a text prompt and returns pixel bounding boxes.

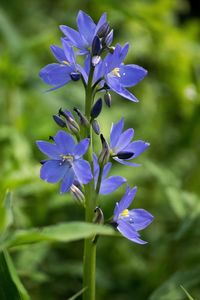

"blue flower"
[93,154,126,195]
[110,118,150,166]
[113,186,154,244]
[36,130,92,193]
[39,39,88,90]
[60,11,111,55]
[94,43,147,101]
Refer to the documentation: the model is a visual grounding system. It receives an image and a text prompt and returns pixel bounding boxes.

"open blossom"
[110,118,150,166]
[60,10,112,55]
[93,154,126,195]
[36,130,92,193]
[113,186,154,244]
[94,43,147,101]
[39,38,88,90]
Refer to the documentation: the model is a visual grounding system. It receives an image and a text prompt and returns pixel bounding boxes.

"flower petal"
[72,159,93,184]
[77,10,96,46]
[117,219,147,244]
[39,63,71,86]
[95,12,107,35]
[114,186,137,219]
[107,77,139,102]
[40,160,67,183]
[128,209,154,231]
[59,25,85,50]
[74,138,90,158]
[50,45,66,63]
[60,167,75,193]
[36,141,60,159]
[114,128,134,153]
[102,162,112,180]
[100,176,126,195]
[110,118,124,149]
[120,64,148,87]
[54,130,75,154]
[113,157,140,167]
[61,39,76,68]
[125,141,150,159]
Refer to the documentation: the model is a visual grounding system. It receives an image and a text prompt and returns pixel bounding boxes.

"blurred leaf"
[0,222,115,249]
[180,285,194,300]
[0,190,13,233]
[150,265,200,300]
[0,250,30,300]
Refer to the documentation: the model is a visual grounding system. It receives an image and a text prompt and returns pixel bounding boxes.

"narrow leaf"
[180,285,194,300]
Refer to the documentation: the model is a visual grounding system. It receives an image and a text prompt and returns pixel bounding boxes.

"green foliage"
[0,0,200,299]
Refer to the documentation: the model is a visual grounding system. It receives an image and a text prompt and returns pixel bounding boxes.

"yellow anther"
[60,154,73,161]
[112,67,121,77]
[120,209,129,218]
[62,60,70,65]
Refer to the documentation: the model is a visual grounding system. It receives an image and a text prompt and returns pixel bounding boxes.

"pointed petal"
[59,25,85,49]
[128,209,154,231]
[61,39,76,67]
[102,162,112,180]
[120,64,147,87]
[113,157,140,166]
[110,118,124,149]
[74,138,90,158]
[107,77,139,102]
[114,128,134,153]
[50,45,66,63]
[36,141,60,159]
[117,219,147,244]
[125,141,150,159]
[114,186,137,218]
[39,63,71,86]
[95,13,107,34]
[54,130,75,154]
[100,176,126,195]
[40,160,67,183]
[72,159,93,184]
[77,10,96,45]
[60,167,75,193]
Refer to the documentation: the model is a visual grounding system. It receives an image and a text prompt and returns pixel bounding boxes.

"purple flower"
[36,130,92,193]
[113,186,154,244]
[60,11,111,55]
[94,43,147,101]
[110,118,150,166]
[93,154,126,195]
[39,39,88,90]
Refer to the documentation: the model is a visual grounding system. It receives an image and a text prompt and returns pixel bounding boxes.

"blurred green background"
[0,0,200,299]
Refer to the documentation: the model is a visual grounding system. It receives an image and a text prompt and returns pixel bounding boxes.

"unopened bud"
[98,134,110,165]
[74,107,90,127]
[104,92,112,107]
[53,115,66,128]
[90,98,102,119]
[92,55,101,67]
[59,108,80,134]
[104,29,113,47]
[70,184,85,204]
[92,35,101,56]
[93,207,104,224]
[115,151,134,159]
[97,22,110,38]
[70,72,81,81]
[91,119,100,135]
[49,136,54,141]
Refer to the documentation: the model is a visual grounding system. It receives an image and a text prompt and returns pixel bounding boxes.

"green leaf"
[0,250,30,300]
[180,285,194,300]
[0,222,115,249]
[0,190,13,233]
[67,287,87,300]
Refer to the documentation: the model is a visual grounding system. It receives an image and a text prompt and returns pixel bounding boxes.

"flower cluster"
[37,11,153,244]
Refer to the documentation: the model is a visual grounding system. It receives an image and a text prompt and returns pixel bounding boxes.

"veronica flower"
[36,130,92,193]
[109,118,149,166]
[60,11,111,55]
[113,186,154,244]
[94,43,147,101]
[39,39,87,90]
[93,154,126,195]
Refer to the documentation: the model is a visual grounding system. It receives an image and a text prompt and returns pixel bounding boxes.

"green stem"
[95,165,103,195]
[83,65,96,300]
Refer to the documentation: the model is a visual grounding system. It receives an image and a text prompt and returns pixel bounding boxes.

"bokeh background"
[0,0,200,299]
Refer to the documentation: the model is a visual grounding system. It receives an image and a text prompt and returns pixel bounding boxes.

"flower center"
[60,154,74,163]
[111,67,120,77]
[119,209,129,218]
